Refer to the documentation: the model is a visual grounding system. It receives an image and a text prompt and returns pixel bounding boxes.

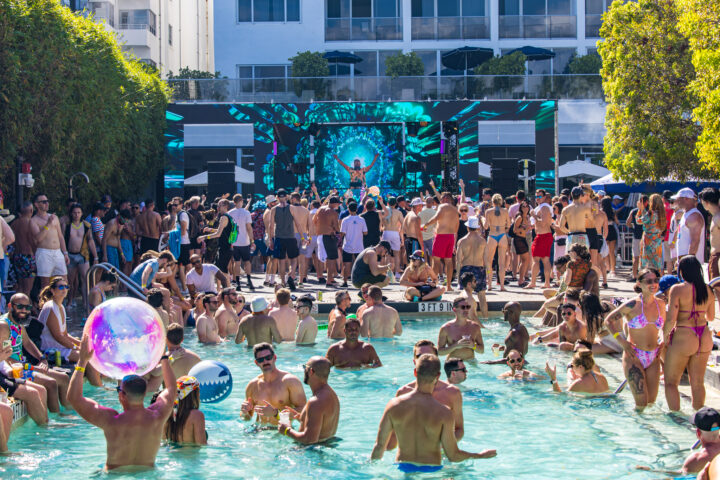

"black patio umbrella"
[323,50,363,77]
[505,46,555,61]
[441,46,494,73]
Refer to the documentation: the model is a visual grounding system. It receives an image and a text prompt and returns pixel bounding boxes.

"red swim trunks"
[432,233,455,259]
[531,232,553,258]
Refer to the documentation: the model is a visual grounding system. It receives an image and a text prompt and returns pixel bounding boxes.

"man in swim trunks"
[418,196,437,268]
[380,196,404,277]
[401,198,425,261]
[267,189,302,291]
[556,187,591,248]
[313,197,341,287]
[326,317,382,368]
[371,354,496,471]
[483,302,529,364]
[438,297,484,360]
[10,201,37,296]
[444,357,467,385]
[235,297,282,348]
[68,334,176,471]
[241,343,306,425]
[135,199,162,255]
[102,209,132,271]
[527,190,554,289]
[359,286,401,338]
[30,193,69,286]
[350,241,393,289]
[278,356,339,444]
[399,250,445,302]
[422,192,459,292]
[456,216,488,318]
[327,290,352,340]
[290,192,312,286]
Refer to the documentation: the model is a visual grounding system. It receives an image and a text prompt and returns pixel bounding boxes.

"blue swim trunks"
[396,463,443,473]
[106,246,120,269]
[120,238,133,262]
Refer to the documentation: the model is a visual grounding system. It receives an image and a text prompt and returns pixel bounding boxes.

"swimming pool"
[0,317,698,479]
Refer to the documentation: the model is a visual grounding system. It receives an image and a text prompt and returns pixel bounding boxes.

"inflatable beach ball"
[188,360,233,403]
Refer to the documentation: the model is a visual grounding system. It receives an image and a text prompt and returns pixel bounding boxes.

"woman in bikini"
[512,202,532,287]
[664,255,714,411]
[484,194,510,291]
[605,268,665,410]
[163,375,207,445]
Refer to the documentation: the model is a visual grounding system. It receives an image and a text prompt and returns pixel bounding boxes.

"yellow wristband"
[75,366,86,373]
[284,427,290,436]
[43,226,49,230]
[612,332,620,339]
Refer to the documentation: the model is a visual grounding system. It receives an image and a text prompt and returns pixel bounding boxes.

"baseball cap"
[658,275,681,294]
[251,297,268,313]
[612,195,623,200]
[101,195,112,204]
[377,240,394,256]
[410,198,423,206]
[265,195,277,203]
[672,187,696,200]
[410,250,424,261]
[597,190,606,196]
[396,195,406,203]
[692,407,720,431]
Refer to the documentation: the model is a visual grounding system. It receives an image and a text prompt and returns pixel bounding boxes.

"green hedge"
[0,0,170,210]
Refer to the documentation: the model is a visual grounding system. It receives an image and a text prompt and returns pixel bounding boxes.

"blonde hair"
[649,194,667,231]
[492,194,503,207]
[572,350,595,372]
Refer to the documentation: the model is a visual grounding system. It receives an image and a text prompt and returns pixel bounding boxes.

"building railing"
[118,23,156,35]
[499,15,577,39]
[411,16,490,40]
[325,17,402,41]
[585,14,603,38]
[168,74,603,103]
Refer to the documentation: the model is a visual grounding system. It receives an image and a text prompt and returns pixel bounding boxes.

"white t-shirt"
[228,207,252,247]
[178,211,190,244]
[341,215,367,254]
[186,264,220,293]
[418,208,436,241]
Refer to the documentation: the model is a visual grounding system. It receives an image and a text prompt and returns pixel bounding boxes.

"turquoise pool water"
[0,317,699,479]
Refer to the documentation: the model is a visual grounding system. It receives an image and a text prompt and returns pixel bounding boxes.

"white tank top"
[39,300,68,353]
[677,207,705,263]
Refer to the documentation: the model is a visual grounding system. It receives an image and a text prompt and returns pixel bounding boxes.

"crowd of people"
[1,181,720,476]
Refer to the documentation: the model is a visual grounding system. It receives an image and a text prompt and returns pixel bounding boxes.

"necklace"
[71,222,83,230]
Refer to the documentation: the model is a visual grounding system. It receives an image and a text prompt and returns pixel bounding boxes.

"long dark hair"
[164,389,200,443]
[580,292,605,340]
[600,197,616,223]
[634,268,661,294]
[678,255,709,305]
[38,276,65,308]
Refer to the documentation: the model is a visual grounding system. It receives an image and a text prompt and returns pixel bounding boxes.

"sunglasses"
[255,353,274,363]
[710,426,720,432]
[459,209,468,213]
[643,278,659,284]
[36,199,49,204]
[452,367,467,374]
[192,261,202,265]
[12,303,32,311]
[508,358,523,364]
[55,285,69,290]
[561,311,574,317]
[115,385,125,394]
[457,305,471,310]
[132,206,140,210]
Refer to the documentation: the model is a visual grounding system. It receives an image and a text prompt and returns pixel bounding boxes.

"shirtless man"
[356,284,374,325]
[399,250,445,302]
[371,354,496,471]
[68,334,175,471]
[359,286,401,338]
[166,323,201,378]
[422,192,459,292]
[402,198,425,261]
[241,343,306,425]
[333,154,378,189]
[457,273,485,324]
[215,287,240,338]
[326,318,382,368]
[235,297,282,348]
[30,193,69,286]
[262,196,279,286]
[456,216,488,318]
[438,297,484,359]
[556,187,591,248]
[484,302,530,364]
[314,197,341,286]
[135,199,162,255]
[294,296,318,345]
[196,294,222,344]
[534,303,587,350]
[527,190,554,289]
[278,356,339,444]
[10,201,36,295]
[102,209,132,271]
[269,288,298,341]
[327,290,352,340]
[290,192,312,285]
[380,197,404,275]
[65,203,97,307]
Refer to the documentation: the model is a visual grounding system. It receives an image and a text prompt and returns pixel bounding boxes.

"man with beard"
[326,318,382,368]
[196,294,222,344]
[215,287,241,338]
[278,356,340,444]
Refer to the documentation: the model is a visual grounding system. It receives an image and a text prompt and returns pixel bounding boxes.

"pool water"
[0,317,699,479]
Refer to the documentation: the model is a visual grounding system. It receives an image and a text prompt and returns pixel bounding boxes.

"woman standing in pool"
[605,268,665,410]
[333,154,379,191]
[163,375,206,445]
[664,256,714,411]
[484,194,510,291]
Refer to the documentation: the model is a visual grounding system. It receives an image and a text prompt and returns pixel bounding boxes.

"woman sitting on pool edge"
[497,350,544,381]
[545,350,609,394]
[162,375,206,445]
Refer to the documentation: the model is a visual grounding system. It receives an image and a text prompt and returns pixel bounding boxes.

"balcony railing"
[118,23,156,35]
[499,15,576,38]
[325,17,402,41]
[411,16,490,40]
[168,74,603,103]
[585,14,603,38]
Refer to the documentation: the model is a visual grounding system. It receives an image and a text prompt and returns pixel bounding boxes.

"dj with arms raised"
[67,334,176,472]
[333,154,379,190]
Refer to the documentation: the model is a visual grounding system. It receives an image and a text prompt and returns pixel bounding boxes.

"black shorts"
[342,250,358,264]
[179,244,191,265]
[233,245,251,262]
[0,375,19,397]
[606,225,618,243]
[140,236,158,255]
[273,237,299,260]
[322,235,339,261]
[404,237,421,262]
[190,237,202,250]
[352,273,387,289]
[586,228,600,251]
[215,247,233,273]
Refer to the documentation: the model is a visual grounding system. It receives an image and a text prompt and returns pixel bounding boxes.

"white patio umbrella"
[559,160,610,179]
[184,166,254,186]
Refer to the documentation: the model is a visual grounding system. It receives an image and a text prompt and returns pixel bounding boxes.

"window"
[462,0,484,16]
[237,0,300,22]
[119,9,156,34]
[353,51,378,76]
[168,24,173,45]
[499,0,519,15]
[412,50,438,75]
[438,0,458,17]
[411,0,434,17]
[378,50,402,75]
